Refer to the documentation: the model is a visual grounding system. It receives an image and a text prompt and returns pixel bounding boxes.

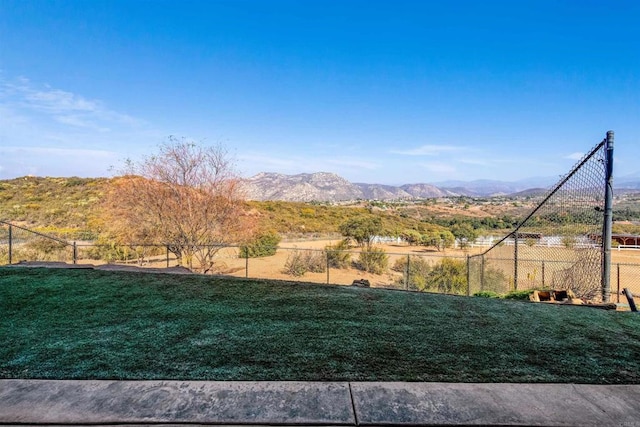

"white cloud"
[54,114,111,131]
[0,75,158,178]
[24,88,101,114]
[1,76,143,132]
[391,144,465,156]
[0,146,117,158]
[565,152,584,160]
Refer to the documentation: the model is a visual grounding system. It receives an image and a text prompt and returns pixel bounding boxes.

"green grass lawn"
[1,267,639,383]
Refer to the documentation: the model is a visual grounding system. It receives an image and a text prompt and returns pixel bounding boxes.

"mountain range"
[241,171,640,202]
[241,172,452,201]
[617,172,640,190]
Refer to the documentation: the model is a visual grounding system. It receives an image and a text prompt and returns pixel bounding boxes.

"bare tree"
[100,136,254,273]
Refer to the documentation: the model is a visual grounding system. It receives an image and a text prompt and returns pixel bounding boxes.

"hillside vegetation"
[0,176,106,239]
[1,176,639,242]
[0,176,493,241]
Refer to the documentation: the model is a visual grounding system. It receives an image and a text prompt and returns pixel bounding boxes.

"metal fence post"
[617,263,621,304]
[480,254,485,291]
[513,231,518,291]
[166,245,170,268]
[326,254,330,284]
[73,242,77,264]
[542,261,545,288]
[8,224,12,265]
[602,130,614,302]
[404,254,410,290]
[466,255,471,296]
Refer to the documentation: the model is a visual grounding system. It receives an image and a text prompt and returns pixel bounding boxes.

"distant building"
[589,233,640,246]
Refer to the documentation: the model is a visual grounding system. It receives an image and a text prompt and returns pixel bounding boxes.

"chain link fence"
[2,219,640,300]
[0,220,76,265]
[469,133,614,301]
[74,243,473,294]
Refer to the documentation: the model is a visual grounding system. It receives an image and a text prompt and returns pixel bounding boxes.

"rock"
[352,279,370,287]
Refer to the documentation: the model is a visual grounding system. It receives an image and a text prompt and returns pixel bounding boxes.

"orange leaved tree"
[100,137,254,273]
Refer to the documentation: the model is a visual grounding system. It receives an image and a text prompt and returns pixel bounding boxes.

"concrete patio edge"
[1,380,639,426]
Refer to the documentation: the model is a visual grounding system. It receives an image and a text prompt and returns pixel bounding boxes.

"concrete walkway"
[1,380,640,426]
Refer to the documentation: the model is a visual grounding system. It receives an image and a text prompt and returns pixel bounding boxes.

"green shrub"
[473,291,500,298]
[503,290,534,300]
[356,247,388,275]
[482,266,510,293]
[0,246,8,264]
[425,258,467,295]
[283,249,326,276]
[400,229,422,245]
[393,256,431,290]
[562,235,576,249]
[86,239,138,263]
[471,289,532,300]
[25,237,68,256]
[283,250,307,276]
[391,257,405,273]
[301,250,326,274]
[339,216,382,247]
[239,231,281,258]
[324,239,351,269]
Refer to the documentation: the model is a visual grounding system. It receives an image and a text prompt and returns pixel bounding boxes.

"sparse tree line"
[4,137,638,296]
[0,138,485,293]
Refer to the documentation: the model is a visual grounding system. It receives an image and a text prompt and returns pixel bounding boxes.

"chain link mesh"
[0,221,74,264]
[469,138,609,301]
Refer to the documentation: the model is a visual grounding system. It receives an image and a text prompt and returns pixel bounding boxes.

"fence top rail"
[0,220,72,246]
[614,262,640,267]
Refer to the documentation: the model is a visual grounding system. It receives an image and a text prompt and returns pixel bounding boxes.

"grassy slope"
[1,267,639,383]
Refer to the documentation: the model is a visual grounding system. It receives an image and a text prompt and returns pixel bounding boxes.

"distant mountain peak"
[242,172,363,202]
[241,172,449,201]
[240,171,640,202]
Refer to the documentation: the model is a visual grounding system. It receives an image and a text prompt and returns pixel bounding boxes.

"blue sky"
[1,0,638,185]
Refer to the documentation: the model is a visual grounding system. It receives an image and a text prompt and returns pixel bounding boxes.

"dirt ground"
[63,239,485,287]
[205,240,486,288]
[16,238,640,296]
[87,239,640,293]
